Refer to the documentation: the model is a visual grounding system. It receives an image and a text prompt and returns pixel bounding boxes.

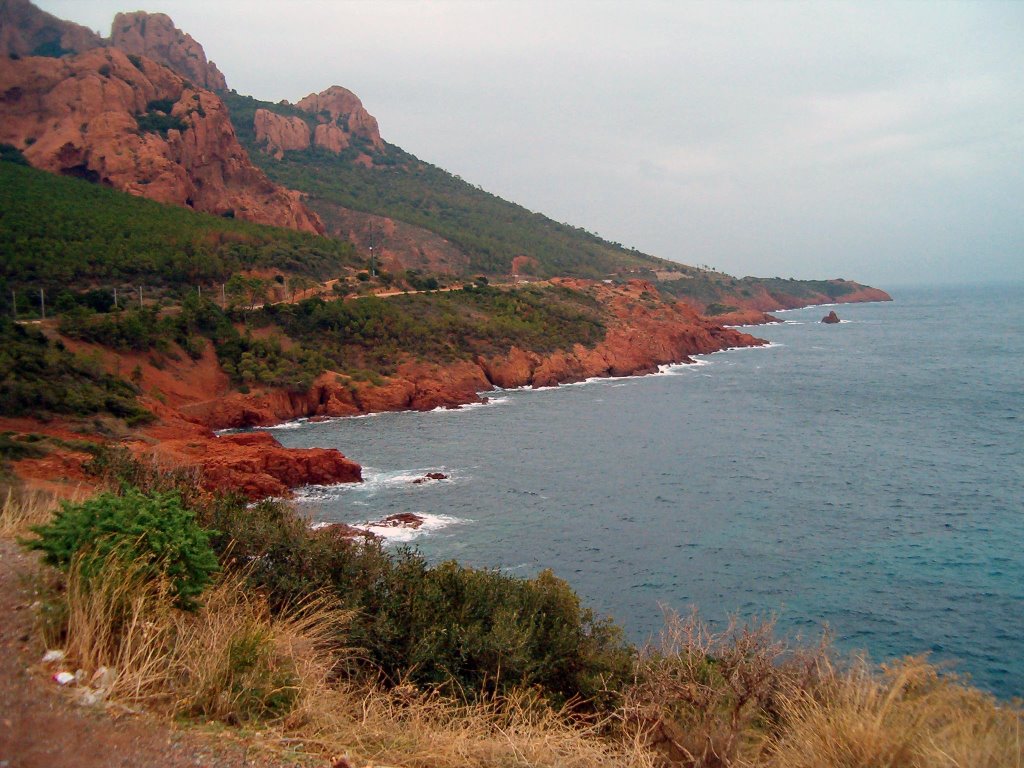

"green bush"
[199,494,633,706]
[28,488,219,609]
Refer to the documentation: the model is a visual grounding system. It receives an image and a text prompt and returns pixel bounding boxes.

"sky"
[37,1,1024,287]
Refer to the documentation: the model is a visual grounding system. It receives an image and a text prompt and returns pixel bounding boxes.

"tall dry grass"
[48,553,1024,768]
[59,552,348,724]
[0,485,62,537]
[757,656,1023,768]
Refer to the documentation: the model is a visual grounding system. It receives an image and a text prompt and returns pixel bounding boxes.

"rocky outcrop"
[136,415,361,499]
[0,47,322,233]
[250,86,383,163]
[313,122,348,153]
[369,513,425,529]
[0,0,103,58]
[297,85,383,150]
[109,11,226,90]
[254,108,311,159]
[821,310,841,324]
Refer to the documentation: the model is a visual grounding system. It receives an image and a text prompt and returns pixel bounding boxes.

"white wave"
[293,466,457,502]
[357,512,469,543]
[657,359,711,375]
[429,396,511,413]
[262,417,310,431]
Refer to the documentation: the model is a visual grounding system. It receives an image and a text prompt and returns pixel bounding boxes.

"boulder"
[821,310,841,324]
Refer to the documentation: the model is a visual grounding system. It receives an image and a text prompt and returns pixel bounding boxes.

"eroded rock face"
[110,11,227,90]
[144,428,362,500]
[0,0,103,58]
[0,47,322,233]
[254,108,311,159]
[313,121,348,153]
[296,85,383,150]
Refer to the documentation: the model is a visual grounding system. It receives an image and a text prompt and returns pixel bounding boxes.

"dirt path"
[0,540,309,768]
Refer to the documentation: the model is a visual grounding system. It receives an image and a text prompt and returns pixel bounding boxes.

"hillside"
[221,90,890,311]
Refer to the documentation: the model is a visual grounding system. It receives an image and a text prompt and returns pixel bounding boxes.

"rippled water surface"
[274,284,1024,697]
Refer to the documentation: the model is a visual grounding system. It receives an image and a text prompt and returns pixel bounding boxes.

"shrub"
[27,488,218,608]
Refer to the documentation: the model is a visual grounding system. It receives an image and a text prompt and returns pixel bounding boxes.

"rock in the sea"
[821,310,841,324]
[369,512,424,529]
[412,472,448,484]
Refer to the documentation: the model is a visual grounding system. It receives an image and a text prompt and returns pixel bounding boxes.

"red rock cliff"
[0,47,322,233]
[254,108,311,159]
[296,85,384,150]
[0,0,103,57]
[110,11,227,91]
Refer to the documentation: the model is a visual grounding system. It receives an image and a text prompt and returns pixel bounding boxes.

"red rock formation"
[254,108,311,159]
[296,85,383,150]
[0,47,322,234]
[110,11,226,90]
[0,0,103,57]
[313,122,349,153]
[135,410,361,500]
[707,309,781,326]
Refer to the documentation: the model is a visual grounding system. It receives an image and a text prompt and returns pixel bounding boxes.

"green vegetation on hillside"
[0,317,151,423]
[0,161,359,291]
[222,91,673,279]
[263,283,606,372]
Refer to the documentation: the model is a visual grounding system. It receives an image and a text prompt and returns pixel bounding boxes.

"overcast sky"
[38,1,1024,287]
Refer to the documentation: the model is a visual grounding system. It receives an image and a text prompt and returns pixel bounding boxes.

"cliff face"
[0,0,103,57]
[296,85,383,150]
[250,85,384,164]
[110,11,227,91]
[254,108,310,159]
[0,47,322,233]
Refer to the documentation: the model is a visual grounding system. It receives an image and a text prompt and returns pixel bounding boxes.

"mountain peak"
[296,85,383,150]
[110,11,226,90]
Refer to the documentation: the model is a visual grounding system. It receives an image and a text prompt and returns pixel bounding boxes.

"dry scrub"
[45,567,1022,768]
[0,486,62,537]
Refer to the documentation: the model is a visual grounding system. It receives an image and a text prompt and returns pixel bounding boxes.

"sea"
[270,284,1024,698]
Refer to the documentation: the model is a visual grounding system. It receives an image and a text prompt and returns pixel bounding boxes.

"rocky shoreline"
[5,281,892,501]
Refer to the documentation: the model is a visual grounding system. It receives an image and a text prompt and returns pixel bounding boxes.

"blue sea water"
[274,284,1024,698]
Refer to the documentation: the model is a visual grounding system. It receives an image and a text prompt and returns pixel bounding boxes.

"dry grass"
[0,485,62,538]
[58,554,348,724]
[293,682,655,768]
[757,656,1023,768]
[47,556,1024,768]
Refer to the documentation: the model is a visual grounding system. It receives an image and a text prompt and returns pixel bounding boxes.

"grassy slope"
[0,161,360,290]
[222,91,677,279]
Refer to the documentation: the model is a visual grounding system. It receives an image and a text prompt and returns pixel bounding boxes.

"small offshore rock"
[370,513,425,529]
[412,472,449,484]
[821,310,841,324]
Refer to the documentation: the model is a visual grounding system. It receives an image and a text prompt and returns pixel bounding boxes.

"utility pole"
[113,286,118,310]
[221,283,226,308]
[372,227,380,278]
[138,286,143,309]
[39,288,44,321]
